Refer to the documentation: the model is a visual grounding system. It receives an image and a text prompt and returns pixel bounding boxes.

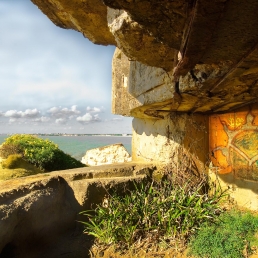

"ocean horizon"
[0,134,132,161]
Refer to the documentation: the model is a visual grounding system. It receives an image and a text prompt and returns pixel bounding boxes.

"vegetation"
[80,165,258,258]
[188,209,258,258]
[0,154,42,181]
[80,177,227,256]
[2,154,26,169]
[0,134,85,172]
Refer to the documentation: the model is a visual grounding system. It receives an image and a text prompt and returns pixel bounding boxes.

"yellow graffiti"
[227,115,244,129]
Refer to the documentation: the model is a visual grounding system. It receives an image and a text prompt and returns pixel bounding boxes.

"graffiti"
[227,115,244,129]
[210,104,258,181]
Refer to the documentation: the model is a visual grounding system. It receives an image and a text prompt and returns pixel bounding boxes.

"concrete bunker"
[2,0,258,255]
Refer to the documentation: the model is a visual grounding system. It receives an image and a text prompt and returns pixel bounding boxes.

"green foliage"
[188,210,258,258]
[2,154,24,169]
[80,179,227,251]
[0,134,85,171]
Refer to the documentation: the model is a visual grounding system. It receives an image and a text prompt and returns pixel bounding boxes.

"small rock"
[81,143,132,166]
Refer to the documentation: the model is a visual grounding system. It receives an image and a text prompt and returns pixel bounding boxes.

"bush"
[0,134,85,171]
[80,178,227,252]
[188,210,258,258]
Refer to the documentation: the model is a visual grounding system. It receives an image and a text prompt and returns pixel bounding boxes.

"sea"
[0,135,132,161]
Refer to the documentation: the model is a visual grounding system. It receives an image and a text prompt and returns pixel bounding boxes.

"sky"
[0,0,133,134]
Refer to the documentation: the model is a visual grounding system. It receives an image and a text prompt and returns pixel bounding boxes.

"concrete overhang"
[31,0,258,116]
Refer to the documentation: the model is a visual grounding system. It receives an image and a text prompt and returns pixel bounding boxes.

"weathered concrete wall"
[209,103,258,210]
[111,46,236,120]
[132,114,209,173]
[81,143,131,166]
[112,48,141,116]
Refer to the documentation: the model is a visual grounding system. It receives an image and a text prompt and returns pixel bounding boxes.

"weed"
[80,178,227,254]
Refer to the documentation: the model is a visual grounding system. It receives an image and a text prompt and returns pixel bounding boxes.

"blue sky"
[0,0,132,134]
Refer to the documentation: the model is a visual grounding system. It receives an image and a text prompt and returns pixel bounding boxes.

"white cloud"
[5,110,23,118]
[9,118,18,123]
[76,113,101,124]
[23,108,40,118]
[86,106,105,113]
[4,109,40,119]
[77,113,92,123]
[55,118,67,124]
[71,105,78,112]
[94,114,100,120]
[48,105,80,118]
[34,116,50,123]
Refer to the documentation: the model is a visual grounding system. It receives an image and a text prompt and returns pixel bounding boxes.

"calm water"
[0,135,132,161]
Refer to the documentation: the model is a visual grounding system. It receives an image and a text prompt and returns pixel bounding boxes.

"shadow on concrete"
[0,177,94,258]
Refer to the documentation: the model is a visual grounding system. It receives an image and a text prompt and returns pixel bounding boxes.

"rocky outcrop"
[103,0,188,50]
[81,143,131,166]
[107,9,176,71]
[30,0,116,45]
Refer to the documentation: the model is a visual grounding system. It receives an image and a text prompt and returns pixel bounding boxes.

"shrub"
[188,210,258,258]
[79,178,227,252]
[0,134,85,171]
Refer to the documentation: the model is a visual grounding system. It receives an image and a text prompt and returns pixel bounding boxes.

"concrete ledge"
[0,162,155,256]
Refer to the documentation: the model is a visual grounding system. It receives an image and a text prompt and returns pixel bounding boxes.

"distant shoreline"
[0,133,132,137]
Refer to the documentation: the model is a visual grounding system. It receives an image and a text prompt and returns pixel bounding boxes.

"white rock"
[81,143,132,166]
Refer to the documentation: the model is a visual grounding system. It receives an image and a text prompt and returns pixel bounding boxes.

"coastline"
[0,134,132,161]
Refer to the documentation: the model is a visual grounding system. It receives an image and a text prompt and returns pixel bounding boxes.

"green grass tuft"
[79,178,227,252]
[188,210,258,258]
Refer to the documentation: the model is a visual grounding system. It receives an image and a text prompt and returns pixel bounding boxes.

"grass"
[188,209,258,258]
[0,157,42,181]
[79,171,258,258]
[79,177,227,256]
